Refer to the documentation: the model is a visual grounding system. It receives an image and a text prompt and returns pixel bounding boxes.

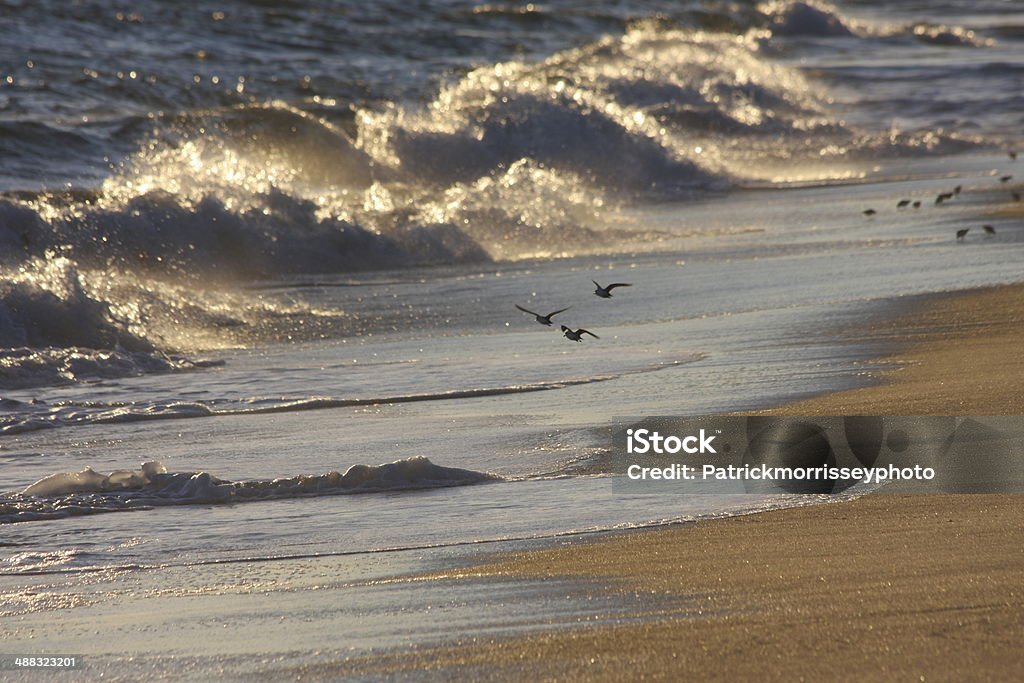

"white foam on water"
[1,457,498,525]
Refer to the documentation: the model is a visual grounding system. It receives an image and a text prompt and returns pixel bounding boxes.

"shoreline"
[339,282,1024,681]
[764,283,1024,415]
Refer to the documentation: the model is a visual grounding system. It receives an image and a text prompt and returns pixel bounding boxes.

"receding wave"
[0,356,702,435]
[0,457,498,525]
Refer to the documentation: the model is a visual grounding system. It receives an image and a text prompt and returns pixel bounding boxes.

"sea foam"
[2,457,498,524]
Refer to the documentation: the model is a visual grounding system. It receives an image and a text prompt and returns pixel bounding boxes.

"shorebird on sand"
[956,228,970,242]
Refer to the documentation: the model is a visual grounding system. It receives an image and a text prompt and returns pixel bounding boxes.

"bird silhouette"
[863,209,877,216]
[515,304,571,326]
[956,228,969,242]
[561,325,599,342]
[897,199,911,208]
[593,281,631,298]
[982,225,996,236]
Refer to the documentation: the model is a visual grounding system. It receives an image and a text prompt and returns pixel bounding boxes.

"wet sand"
[339,283,1024,681]
[767,283,1024,416]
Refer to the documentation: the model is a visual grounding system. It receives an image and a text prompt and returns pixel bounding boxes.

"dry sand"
[341,284,1024,681]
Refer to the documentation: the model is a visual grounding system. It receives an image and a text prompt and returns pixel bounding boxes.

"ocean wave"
[1,6,1009,390]
[0,457,499,525]
[909,23,989,48]
[1,24,823,377]
[758,1,989,47]
[0,255,352,388]
[760,1,858,38]
[5,16,989,286]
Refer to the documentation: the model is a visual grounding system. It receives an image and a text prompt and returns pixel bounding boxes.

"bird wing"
[545,306,572,318]
[592,280,602,289]
[579,329,600,339]
[605,283,632,291]
[515,304,540,317]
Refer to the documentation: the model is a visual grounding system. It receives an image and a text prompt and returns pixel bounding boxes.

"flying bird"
[982,225,996,236]
[515,304,571,326]
[863,209,876,216]
[897,199,911,208]
[561,325,599,342]
[956,228,969,242]
[593,280,631,298]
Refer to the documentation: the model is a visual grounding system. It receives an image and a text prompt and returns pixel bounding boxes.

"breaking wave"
[761,0,858,38]
[0,457,498,525]
[0,255,342,390]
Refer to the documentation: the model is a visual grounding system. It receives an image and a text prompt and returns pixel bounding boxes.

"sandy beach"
[336,283,1024,681]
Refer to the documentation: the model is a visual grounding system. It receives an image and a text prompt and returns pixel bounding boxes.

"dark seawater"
[1,0,1022,386]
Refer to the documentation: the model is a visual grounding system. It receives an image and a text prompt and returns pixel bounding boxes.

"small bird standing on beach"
[561,325,599,342]
[1000,175,1013,183]
[897,199,911,208]
[515,304,571,326]
[1010,150,1018,161]
[1012,192,1021,202]
[936,192,954,205]
[593,281,631,298]
[863,208,876,216]
[982,225,996,236]
[956,228,970,242]
[912,200,922,208]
